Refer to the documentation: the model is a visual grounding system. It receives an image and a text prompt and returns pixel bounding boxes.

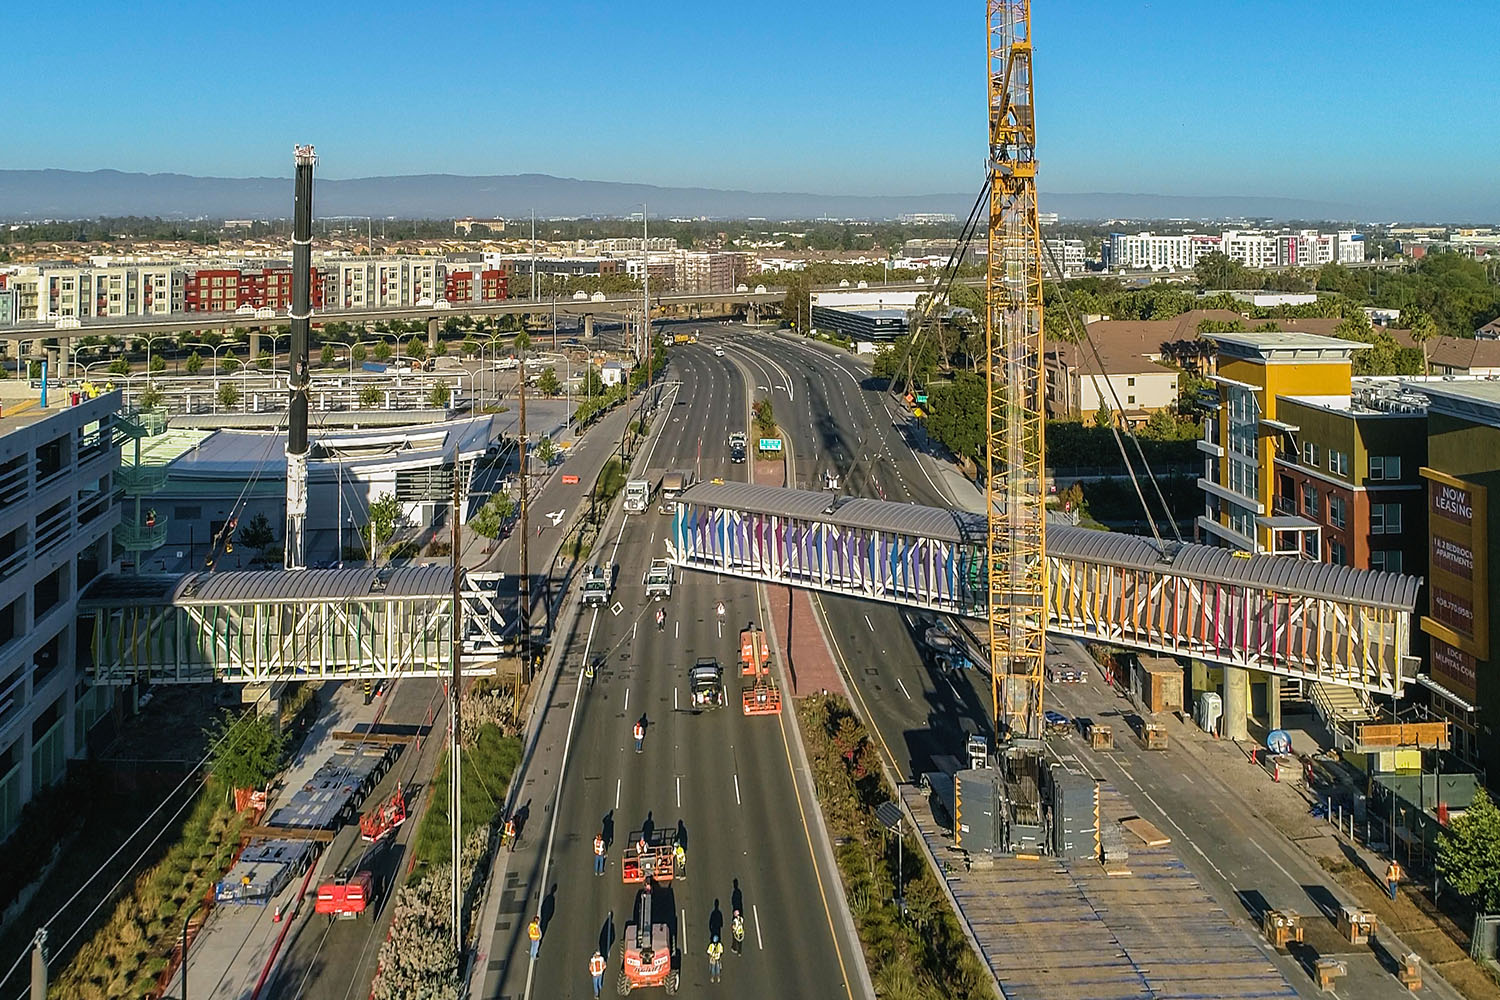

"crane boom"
[985,0,1047,745]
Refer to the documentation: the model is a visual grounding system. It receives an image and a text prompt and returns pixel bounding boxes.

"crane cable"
[1040,239,1182,553]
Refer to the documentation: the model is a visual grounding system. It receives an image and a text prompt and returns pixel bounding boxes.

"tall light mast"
[985,2,1046,745]
[284,145,316,570]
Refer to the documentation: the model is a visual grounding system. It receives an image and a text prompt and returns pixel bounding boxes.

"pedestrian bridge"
[80,566,509,685]
[667,482,1421,696]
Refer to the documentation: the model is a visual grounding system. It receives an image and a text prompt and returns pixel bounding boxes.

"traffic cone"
[273,905,282,923]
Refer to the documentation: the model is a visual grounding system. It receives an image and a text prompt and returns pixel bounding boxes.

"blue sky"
[4,1,1495,215]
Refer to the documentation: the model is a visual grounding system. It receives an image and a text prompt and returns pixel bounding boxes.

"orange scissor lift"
[739,624,781,716]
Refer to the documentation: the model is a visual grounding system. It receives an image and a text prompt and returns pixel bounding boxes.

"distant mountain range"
[0,168,1365,223]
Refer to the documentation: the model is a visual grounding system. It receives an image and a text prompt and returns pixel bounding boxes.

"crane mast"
[985,1,1046,746]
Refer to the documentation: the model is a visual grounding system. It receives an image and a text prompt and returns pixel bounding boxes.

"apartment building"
[1043,239,1086,278]
[443,266,508,304]
[1269,378,1429,571]
[0,393,123,838]
[1107,230,1366,272]
[1197,330,1367,553]
[1043,316,1189,421]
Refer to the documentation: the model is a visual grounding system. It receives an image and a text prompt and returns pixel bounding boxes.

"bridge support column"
[1223,665,1249,742]
[428,315,439,352]
[583,314,594,339]
[1265,673,1281,732]
[250,329,263,363]
[58,337,70,379]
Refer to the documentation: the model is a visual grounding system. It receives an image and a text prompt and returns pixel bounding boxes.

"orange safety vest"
[528,919,541,941]
[590,953,606,976]
[1387,861,1402,882]
[633,723,644,740]
[594,836,605,856]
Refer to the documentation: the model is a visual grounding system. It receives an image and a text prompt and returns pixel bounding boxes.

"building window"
[1370,550,1403,574]
[1302,483,1320,518]
[1328,495,1346,529]
[1302,441,1320,467]
[1369,455,1402,481]
[1127,377,1136,387]
[1328,450,1350,476]
[1329,541,1347,565]
[1127,395,1136,405]
[1371,502,1402,534]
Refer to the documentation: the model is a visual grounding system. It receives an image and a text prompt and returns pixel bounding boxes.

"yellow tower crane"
[986,0,1046,745]
[984,0,1050,848]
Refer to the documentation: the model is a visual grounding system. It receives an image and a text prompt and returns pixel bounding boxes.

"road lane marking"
[676,776,681,808]
[624,688,630,713]
[674,687,678,711]
[1250,838,1302,887]
[615,778,621,810]
[717,620,722,638]
[752,904,763,950]
[733,773,741,806]
[863,615,874,632]
[675,621,679,639]
[522,606,600,1000]
[682,908,688,956]
[896,678,911,700]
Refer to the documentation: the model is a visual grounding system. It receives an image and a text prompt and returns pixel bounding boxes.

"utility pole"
[517,334,531,699]
[449,469,464,957]
[641,205,649,364]
[29,929,46,1000]
[284,145,316,570]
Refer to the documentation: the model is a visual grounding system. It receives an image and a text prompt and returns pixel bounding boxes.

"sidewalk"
[165,684,381,1000]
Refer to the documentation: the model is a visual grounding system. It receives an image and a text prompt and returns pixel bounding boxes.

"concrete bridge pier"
[429,315,439,352]
[1222,664,1250,741]
[584,314,595,339]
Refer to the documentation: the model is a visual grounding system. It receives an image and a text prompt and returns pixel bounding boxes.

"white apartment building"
[0,393,123,837]
[1108,230,1365,272]
[1043,239,1086,278]
[372,257,440,307]
[1221,231,1281,270]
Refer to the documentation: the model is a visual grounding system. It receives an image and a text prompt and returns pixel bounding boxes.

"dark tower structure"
[284,145,316,569]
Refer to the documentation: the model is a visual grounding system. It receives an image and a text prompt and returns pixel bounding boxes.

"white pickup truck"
[643,559,674,601]
[624,479,651,514]
[582,564,613,608]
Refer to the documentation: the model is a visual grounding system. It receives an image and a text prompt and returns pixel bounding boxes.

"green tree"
[138,385,165,411]
[431,337,448,358]
[351,343,368,365]
[753,399,777,438]
[780,272,812,331]
[320,342,336,367]
[514,330,532,354]
[582,366,605,399]
[1194,251,1254,291]
[373,341,392,363]
[185,351,204,375]
[368,493,405,551]
[108,357,131,376]
[470,491,516,539]
[428,382,452,408]
[1408,311,1439,376]
[149,355,166,374]
[534,436,557,466]
[537,367,561,397]
[1437,788,1500,911]
[406,337,427,362]
[238,512,276,555]
[206,709,286,795]
[256,349,273,371]
[1093,401,1114,429]
[359,385,381,407]
[462,338,480,358]
[217,383,241,409]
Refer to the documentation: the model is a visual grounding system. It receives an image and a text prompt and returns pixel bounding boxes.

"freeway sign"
[758,438,783,452]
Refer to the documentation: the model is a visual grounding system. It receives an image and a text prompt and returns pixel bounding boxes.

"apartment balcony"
[1196,438,1224,458]
[118,513,168,552]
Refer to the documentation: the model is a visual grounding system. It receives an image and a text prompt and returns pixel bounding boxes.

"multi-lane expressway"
[478,335,867,999]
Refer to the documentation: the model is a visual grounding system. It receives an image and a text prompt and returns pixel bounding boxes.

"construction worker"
[637,833,649,859]
[731,909,744,955]
[633,719,645,753]
[594,832,607,876]
[589,949,607,998]
[656,607,666,631]
[672,838,686,878]
[528,914,542,959]
[505,815,518,852]
[707,936,724,983]
[715,601,725,620]
[1386,858,1403,901]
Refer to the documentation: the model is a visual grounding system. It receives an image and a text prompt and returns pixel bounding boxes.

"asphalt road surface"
[482,335,862,999]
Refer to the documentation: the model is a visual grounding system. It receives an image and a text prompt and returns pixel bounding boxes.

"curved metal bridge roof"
[678,481,1421,611]
[81,565,455,608]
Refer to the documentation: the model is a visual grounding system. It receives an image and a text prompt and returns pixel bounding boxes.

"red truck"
[315,871,374,919]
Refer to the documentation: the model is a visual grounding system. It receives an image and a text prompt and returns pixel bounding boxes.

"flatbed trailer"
[263,742,396,831]
[215,839,319,906]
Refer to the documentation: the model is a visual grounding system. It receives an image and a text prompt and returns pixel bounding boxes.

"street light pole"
[180,895,208,1000]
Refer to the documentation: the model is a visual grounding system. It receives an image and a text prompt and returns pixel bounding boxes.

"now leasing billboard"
[1421,468,1488,661]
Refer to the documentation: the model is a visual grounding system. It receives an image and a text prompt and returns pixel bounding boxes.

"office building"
[1043,239,1086,278]
[0,393,123,838]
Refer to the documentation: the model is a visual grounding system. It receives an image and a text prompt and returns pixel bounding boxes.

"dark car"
[689,658,725,709]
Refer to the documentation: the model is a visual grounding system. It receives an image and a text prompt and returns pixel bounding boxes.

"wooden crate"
[1261,909,1303,949]
[1337,905,1375,944]
[1142,723,1168,750]
[1089,723,1113,750]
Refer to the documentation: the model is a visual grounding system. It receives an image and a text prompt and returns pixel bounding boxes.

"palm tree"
[1409,312,1439,377]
